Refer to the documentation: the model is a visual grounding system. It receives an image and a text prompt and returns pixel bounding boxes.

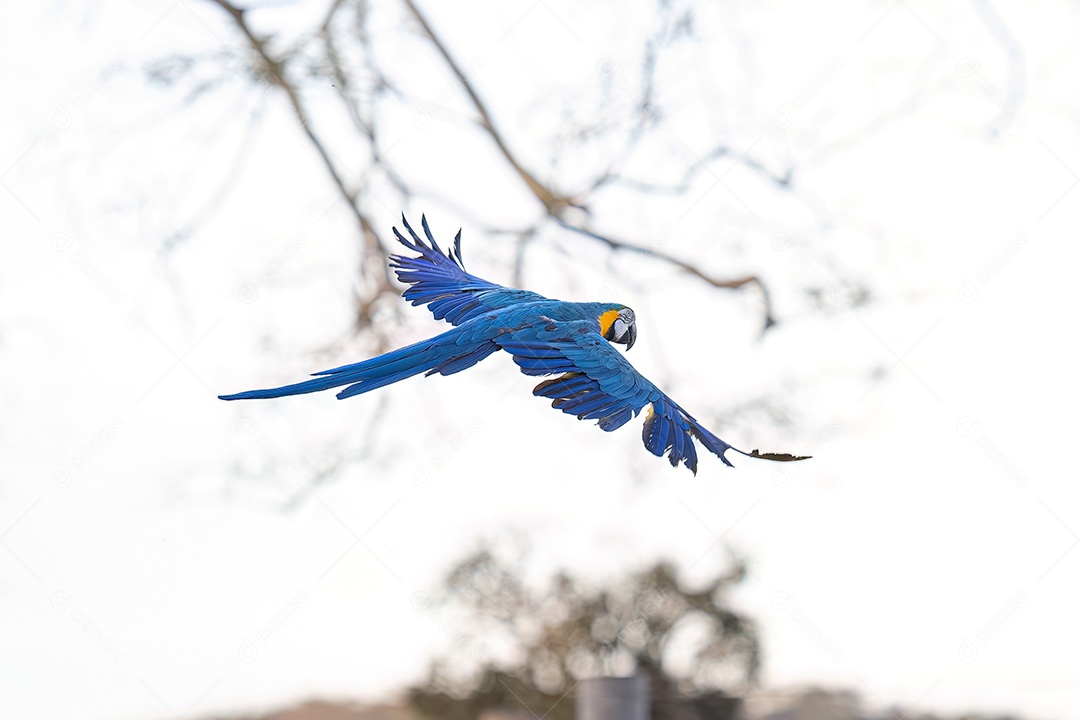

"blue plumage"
[389,215,547,325]
[220,215,809,473]
[219,322,500,400]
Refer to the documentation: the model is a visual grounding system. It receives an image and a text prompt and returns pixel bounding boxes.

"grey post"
[575,675,649,720]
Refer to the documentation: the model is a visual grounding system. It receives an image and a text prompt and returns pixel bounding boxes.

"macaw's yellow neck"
[598,309,620,337]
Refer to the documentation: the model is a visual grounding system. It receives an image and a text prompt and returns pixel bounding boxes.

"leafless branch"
[595,143,792,196]
[206,0,395,331]
[401,0,777,329]
[401,0,576,215]
[552,217,775,329]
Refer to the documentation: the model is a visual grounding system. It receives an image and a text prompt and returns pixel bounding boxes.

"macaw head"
[601,306,637,351]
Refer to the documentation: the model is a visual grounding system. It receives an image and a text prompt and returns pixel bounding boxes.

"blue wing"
[498,320,809,474]
[390,215,550,325]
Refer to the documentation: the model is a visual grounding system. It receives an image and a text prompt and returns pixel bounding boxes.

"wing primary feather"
[598,407,633,432]
[402,213,426,249]
[388,217,550,327]
[420,214,444,254]
[452,230,464,268]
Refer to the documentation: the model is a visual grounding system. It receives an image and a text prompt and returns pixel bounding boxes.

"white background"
[2,1,1078,719]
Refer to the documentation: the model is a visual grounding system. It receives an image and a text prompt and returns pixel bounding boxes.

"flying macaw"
[220,216,809,473]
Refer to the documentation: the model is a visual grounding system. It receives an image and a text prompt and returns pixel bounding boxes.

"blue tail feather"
[219,326,498,401]
[428,343,500,376]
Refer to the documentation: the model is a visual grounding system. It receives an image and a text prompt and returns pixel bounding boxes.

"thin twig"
[400,0,776,328]
[593,143,792,196]
[552,217,775,330]
[401,0,574,215]
[206,0,395,322]
[209,0,778,330]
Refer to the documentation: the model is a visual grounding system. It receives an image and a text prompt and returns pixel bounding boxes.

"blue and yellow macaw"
[221,216,808,473]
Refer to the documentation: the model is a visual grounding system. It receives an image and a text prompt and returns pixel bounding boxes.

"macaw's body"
[221,216,808,473]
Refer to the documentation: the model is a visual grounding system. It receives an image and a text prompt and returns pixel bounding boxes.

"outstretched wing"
[498,320,809,474]
[390,215,550,326]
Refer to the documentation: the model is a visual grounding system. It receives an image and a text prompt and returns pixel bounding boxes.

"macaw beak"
[625,324,637,351]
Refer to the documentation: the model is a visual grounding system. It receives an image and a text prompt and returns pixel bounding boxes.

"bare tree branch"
[552,217,775,329]
[401,0,576,215]
[206,0,395,331]
[595,143,792,196]
[401,0,776,329]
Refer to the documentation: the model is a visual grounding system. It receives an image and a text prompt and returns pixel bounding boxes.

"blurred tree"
[406,546,755,720]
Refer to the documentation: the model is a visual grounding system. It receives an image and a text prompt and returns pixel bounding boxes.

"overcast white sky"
[3,1,1079,719]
